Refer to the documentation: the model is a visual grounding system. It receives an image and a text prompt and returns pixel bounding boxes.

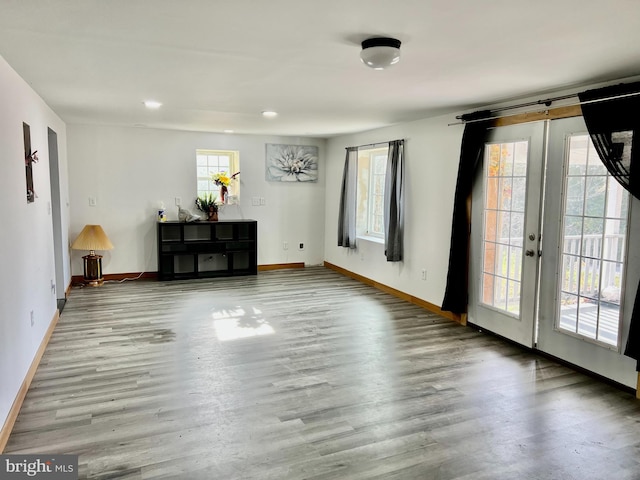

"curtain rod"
[448,90,640,126]
[457,93,577,119]
[347,139,404,150]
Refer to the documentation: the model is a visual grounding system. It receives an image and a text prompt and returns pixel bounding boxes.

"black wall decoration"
[23,122,37,203]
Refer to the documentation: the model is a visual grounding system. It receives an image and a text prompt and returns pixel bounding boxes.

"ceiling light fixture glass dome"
[360,37,401,70]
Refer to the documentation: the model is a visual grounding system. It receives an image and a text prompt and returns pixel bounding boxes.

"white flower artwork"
[265,144,318,182]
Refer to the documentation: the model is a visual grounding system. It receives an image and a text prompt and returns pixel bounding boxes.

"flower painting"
[265,144,318,182]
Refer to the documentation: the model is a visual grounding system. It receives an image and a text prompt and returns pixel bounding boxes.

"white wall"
[324,78,640,309]
[324,94,640,389]
[66,125,326,275]
[325,115,464,307]
[0,55,70,429]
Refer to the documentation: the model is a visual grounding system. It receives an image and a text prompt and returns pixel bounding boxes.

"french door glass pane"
[557,134,629,347]
[561,254,580,295]
[510,212,524,240]
[481,141,528,317]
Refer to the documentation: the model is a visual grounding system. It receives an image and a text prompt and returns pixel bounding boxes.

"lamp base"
[82,254,104,287]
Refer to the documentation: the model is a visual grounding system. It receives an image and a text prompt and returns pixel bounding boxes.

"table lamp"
[71,225,114,286]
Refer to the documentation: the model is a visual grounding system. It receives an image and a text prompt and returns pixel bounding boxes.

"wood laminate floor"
[5,267,640,479]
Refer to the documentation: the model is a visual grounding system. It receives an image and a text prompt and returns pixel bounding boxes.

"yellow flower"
[211,172,231,187]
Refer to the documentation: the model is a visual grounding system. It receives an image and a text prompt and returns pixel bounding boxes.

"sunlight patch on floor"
[212,306,275,341]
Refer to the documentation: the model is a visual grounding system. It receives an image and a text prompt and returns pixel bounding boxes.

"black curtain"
[441,111,492,314]
[578,82,640,370]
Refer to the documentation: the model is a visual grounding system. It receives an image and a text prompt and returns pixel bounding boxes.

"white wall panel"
[0,54,69,429]
[66,125,326,274]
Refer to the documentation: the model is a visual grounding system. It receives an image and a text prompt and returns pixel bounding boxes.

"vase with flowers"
[195,193,219,221]
[211,171,240,204]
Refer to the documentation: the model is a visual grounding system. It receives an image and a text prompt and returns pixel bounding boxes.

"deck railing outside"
[490,233,625,307]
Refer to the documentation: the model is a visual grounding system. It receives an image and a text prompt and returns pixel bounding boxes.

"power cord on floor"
[114,271,147,283]
[104,240,155,284]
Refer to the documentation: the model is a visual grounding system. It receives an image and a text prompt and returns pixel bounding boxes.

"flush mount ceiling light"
[262,110,278,118]
[360,37,401,70]
[143,100,162,109]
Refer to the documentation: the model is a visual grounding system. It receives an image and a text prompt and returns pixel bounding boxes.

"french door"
[469,122,545,348]
[537,116,637,387]
[469,117,638,388]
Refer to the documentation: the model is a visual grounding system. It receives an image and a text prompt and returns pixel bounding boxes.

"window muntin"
[196,150,240,201]
[481,141,529,317]
[557,134,629,348]
[356,146,388,238]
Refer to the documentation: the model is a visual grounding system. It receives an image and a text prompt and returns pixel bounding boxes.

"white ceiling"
[1,0,640,138]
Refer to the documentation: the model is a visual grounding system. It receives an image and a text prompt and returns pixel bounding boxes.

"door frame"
[464,106,640,394]
[47,128,65,305]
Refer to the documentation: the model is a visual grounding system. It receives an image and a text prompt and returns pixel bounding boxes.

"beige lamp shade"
[71,225,114,252]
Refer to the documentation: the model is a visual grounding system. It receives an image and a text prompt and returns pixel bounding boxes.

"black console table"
[157,220,257,280]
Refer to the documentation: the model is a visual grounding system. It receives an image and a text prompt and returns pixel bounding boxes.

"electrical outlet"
[175,197,182,206]
[298,242,305,250]
[421,269,427,280]
[88,196,97,206]
[51,279,55,294]
[30,310,34,327]
[283,241,289,250]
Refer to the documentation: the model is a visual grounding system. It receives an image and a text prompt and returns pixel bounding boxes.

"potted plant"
[195,193,219,221]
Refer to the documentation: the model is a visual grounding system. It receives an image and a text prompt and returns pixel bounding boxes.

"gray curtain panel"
[384,140,404,261]
[338,147,358,248]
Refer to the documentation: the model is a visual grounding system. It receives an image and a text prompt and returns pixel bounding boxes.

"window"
[356,146,389,238]
[481,141,528,316]
[557,134,630,347]
[196,150,240,201]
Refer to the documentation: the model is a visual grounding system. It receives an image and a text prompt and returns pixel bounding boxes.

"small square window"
[196,149,240,203]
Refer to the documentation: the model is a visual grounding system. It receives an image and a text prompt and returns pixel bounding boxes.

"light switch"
[88,196,97,206]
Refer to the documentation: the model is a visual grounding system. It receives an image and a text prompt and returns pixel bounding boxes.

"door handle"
[525,249,535,257]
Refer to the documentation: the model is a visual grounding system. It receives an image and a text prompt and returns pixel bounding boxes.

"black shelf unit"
[157,220,257,280]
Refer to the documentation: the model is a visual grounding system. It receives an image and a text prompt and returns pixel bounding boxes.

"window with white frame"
[196,150,240,201]
[557,134,630,347]
[356,145,389,238]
